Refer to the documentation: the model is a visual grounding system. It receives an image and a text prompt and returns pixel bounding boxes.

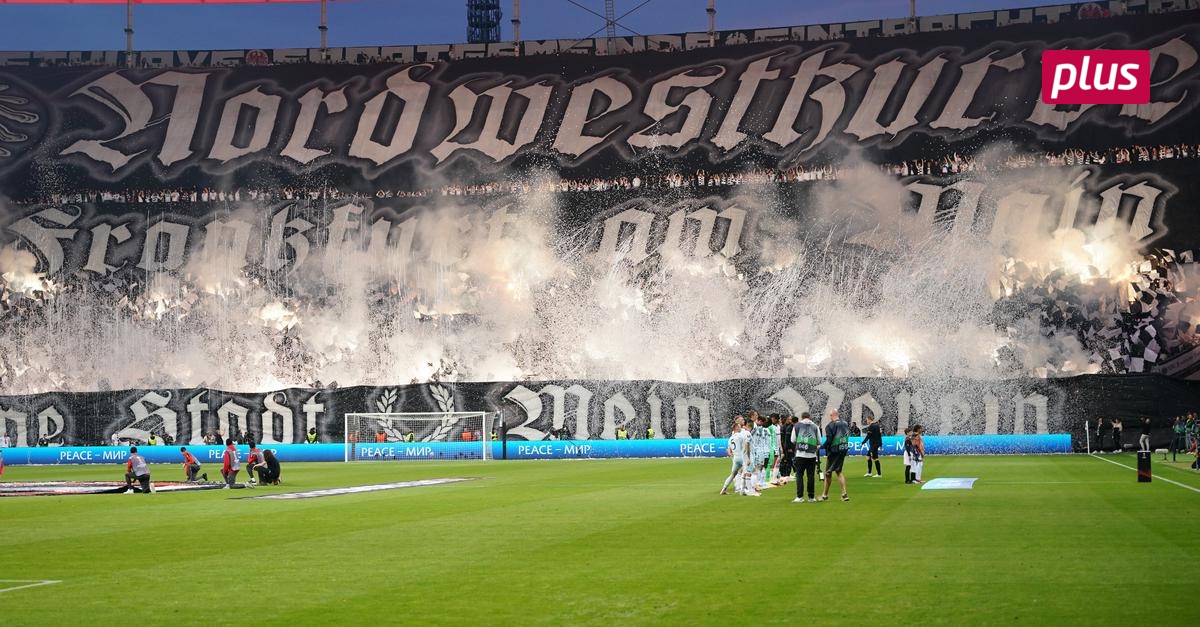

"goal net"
[344,412,495,462]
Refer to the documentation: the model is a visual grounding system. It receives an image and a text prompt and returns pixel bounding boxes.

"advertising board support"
[1137,450,1152,482]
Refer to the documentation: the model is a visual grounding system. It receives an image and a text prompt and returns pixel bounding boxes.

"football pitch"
[2,454,1198,626]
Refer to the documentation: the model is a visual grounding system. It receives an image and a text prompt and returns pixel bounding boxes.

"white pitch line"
[985,480,1124,485]
[0,580,61,594]
[1089,454,1200,494]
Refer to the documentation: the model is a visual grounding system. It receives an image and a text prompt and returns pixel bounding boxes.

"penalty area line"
[0,580,62,594]
[1089,454,1200,494]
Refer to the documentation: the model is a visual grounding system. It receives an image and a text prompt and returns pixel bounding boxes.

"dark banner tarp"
[1,375,1197,449]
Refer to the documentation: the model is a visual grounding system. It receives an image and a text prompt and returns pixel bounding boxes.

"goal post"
[344,412,496,462]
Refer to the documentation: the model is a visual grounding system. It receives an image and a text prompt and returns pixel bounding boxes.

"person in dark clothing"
[1096,417,1109,452]
[1139,417,1151,452]
[779,416,795,478]
[1111,418,1124,452]
[819,410,850,502]
[1171,417,1187,461]
[862,416,883,478]
[253,449,282,485]
[902,427,914,483]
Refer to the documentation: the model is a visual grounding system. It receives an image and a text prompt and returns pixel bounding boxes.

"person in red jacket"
[221,438,241,489]
[245,441,263,486]
[180,446,206,482]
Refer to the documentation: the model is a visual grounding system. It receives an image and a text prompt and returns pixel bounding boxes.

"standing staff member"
[180,447,205,482]
[902,427,914,483]
[124,447,152,494]
[819,410,850,502]
[792,412,820,503]
[1139,417,1152,452]
[1171,417,1186,461]
[862,415,883,478]
[221,439,241,488]
[910,426,926,485]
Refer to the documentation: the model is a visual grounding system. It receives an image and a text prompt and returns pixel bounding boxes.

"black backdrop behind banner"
[1,375,1197,449]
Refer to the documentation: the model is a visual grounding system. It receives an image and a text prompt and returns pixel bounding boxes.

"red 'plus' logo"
[1041,50,1151,105]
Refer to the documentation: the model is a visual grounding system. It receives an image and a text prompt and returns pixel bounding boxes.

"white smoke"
[0,146,1174,395]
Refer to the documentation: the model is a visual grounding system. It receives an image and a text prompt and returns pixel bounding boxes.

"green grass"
[1,454,1198,626]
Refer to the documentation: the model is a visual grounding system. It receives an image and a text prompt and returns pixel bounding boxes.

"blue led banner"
[0,434,1070,465]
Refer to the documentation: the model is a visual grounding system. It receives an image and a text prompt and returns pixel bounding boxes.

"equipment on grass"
[344,412,497,462]
[0,481,224,497]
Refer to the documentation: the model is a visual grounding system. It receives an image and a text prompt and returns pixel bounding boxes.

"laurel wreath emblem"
[380,422,405,442]
[0,83,40,159]
[427,383,456,442]
[375,388,399,413]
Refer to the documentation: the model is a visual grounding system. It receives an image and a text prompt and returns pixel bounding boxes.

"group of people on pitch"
[720,410,927,502]
[122,439,282,493]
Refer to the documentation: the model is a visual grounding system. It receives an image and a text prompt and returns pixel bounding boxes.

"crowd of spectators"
[886,143,1200,177]
[2,1,1174,70]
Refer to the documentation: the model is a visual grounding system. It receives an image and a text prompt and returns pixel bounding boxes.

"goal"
[344,412,496,462]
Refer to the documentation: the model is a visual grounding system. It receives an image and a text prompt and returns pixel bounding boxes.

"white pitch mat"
[920,478,978,490]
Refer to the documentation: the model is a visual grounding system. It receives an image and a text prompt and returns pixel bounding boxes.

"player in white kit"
[720,416,748,495]
[749,413,770,492]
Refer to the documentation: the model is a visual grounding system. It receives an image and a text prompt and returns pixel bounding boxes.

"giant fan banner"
[0,375,1197,448]
[2,7,1200,448]
[0,10,1196,192]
